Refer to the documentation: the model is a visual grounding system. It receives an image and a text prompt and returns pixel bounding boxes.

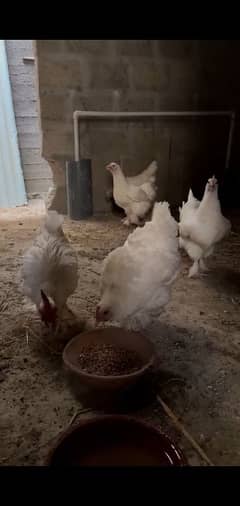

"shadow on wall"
[220,168,240,208]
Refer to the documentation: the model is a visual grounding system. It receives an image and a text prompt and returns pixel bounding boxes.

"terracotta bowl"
[46,415,187,466]
[63,327,155,394]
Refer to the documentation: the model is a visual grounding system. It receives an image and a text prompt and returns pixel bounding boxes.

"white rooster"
[179,176,231,277]
[106,161,158,226]
[96,202,180,329]
[21,211,78,329]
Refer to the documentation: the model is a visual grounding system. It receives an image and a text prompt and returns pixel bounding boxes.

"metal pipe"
[225,112,236,171]
[73,109,235,163]
[73,113,80,163]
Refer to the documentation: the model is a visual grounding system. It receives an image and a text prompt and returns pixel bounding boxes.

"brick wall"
[6,40,52,199]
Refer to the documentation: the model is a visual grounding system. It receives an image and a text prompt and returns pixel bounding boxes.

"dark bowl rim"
[45,414,188,466]
[62,327,156,381]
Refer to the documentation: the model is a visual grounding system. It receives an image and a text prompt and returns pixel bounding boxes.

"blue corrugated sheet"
[0,40,27,208]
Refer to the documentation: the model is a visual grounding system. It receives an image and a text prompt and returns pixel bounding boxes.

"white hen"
[106,161,157,226]
[21,211,78,327]
[179,176,231,277]
[96,202,180,329]
[106,161,158,201]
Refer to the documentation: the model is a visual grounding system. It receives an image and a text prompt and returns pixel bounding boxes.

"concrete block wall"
[36,40,240,213]
[6,40,53,199]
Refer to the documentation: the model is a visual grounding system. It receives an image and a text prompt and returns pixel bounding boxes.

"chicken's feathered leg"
[188,260,199,278]
[199,258,209,272]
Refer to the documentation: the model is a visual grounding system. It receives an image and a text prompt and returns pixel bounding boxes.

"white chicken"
[21,211,78,328]
[105,160,158,202]
[106,161,158,226]
[179,176,231,277]
[96,201,180,329]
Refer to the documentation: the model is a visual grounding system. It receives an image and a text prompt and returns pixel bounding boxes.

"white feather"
[20,211,78,310]
[108,161,158,225]
[98,201,180,329]
[179,177,231,276]
[126,160,158,186]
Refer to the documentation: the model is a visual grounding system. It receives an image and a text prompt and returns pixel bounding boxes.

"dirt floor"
[0,200,240,466]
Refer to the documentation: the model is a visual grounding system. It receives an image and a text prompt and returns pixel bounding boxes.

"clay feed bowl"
[63,327,155,395]
[46,415,187,466]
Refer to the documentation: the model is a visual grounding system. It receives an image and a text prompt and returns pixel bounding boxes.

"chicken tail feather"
[44,211,64,235]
